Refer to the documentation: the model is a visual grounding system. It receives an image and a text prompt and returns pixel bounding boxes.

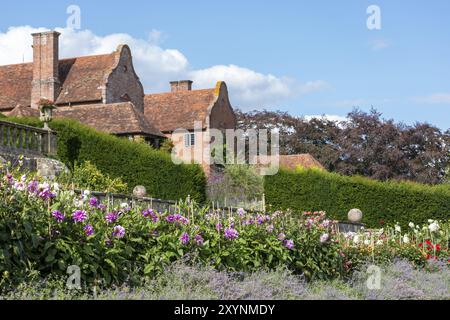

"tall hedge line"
[264,168,450,228]
[8,117,206,202]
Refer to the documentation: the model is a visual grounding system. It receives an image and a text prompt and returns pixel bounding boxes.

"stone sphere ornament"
[133,185,147,198]
[348,209,363,223]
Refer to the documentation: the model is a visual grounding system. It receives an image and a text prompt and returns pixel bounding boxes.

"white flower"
[364,240,371,246]
[320,233,330,243]
[376,240,383,246]
[428,219,434,224]
[395,225,401,233]
[403,235,410,244]
[120,202,129,209]
[83,190,91,196]
[353,235,360,245]
[344,232,356,240]
[408,222,415,229]
[428,222,440,233]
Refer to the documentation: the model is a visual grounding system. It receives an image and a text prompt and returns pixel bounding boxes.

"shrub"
[207,165,264,208]
[58,161,128,194]
[264,168,450,228]
[0,169,348,288]
[7,117,206,202]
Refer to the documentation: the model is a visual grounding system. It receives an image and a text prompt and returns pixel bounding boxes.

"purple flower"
[180,217,189,225]
[277,233,286,241]
[284,240,295,250]
[142,209,153,218]
[237,208,246,218]
[4,173,14,185]
[89,197,99,207]
[224,228,239,240]
[266,225,274,233]
[52,210,65,223]
[142,209,159,223]
[38,183,56,200]
[72,210,87,223]
[105,212,118,224]
[27,180,39,194]
[194,234,204,246]
[180,232,190,245]
[166,215,176,223]
[84,224,94,237]
[112,225,126,238]
[97,204,107,211]
[215,223,223,231]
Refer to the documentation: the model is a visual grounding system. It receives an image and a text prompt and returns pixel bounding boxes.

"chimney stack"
[170,80,193,93]
[31,31,61,109]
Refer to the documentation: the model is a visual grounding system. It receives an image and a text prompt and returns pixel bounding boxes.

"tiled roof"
[4,103,165,138]
[56,53,116,105]
[4,104,39,117]
[0,52,116,111]
[279,154,325,170]
[254,154,325,171]
[0,63,33,110]
[55,103,164,137]
[144,88,217,132]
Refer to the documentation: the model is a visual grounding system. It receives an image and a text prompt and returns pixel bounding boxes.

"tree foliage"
[236,108,450,184]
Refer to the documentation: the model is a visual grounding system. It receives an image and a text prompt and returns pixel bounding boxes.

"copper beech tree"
[235,108,450,185]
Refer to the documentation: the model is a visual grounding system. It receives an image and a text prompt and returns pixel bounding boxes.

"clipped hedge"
[8,117,206,202]
[264,168,450,228]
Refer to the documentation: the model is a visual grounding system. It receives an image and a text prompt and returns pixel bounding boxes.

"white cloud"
[412,93,450,105]
[368,38,390,51]
[191,65,329,108]
[0,25,328,107]
[304,114,348,123]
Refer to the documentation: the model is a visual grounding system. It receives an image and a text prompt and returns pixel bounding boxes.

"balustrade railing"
[0,120,57,157]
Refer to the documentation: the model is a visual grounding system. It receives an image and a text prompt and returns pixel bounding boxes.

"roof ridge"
[145,88,215,97]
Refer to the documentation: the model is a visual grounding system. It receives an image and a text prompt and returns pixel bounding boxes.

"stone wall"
[105,45,145,113]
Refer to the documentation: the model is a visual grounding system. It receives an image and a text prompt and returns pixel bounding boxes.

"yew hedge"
[264,168,450,228]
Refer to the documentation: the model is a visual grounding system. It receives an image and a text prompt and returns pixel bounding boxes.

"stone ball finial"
[348,209,363,223]
[133,185,147,198]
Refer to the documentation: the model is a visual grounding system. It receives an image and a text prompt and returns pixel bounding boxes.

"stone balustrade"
[0,120,57,157]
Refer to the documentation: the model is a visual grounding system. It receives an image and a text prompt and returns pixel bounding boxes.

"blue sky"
[1,0,449,129]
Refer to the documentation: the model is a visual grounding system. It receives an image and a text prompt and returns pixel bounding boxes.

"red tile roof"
[144,88,218,132]
[0,63,33,110]
[4,103,164,138]
[4,104,39,117]
[254,154,325,171]
[279,154,325,170]
[0,52,117,111]
[56,53,116,105]
[55,103,164,137]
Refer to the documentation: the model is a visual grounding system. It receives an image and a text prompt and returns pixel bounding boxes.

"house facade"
[0,31,237,174]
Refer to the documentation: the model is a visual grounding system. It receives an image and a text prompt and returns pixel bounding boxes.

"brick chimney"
[170,80,193,93]
[31,31,61,109]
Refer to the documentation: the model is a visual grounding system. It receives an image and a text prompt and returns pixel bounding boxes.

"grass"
[1,259,449,300]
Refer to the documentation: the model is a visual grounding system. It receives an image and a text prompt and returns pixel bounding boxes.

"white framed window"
[185,133,195,147]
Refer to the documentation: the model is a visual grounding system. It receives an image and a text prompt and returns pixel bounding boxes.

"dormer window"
[185,133,195,147]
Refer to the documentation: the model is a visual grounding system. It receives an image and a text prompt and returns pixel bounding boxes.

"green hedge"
[264,168,450,228]
[8,117,206,202]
